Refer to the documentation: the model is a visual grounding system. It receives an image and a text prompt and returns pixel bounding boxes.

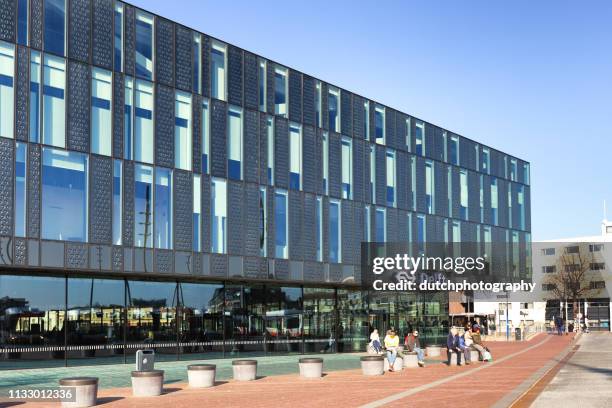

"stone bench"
[403,351,419,368]
[299,358,323,378]
[187,364,216,388]
[426,345,442,357]
[59,377,98,408]
[232,359,257,381]
[383,354,404,371]
[131,370,164,397]
[360,355,384,376]
[470,349,480,362]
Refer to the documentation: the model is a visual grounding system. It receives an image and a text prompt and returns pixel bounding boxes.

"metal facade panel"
[0,138,14,235]
[227,45,243,106]
[155,84,175,168]
[288,69,302,122]
[243,109,259,183]
[0,0,15,42]
[68,0,91,62]
[89,155,112,244]
[155,17,174,86]
[243,51,258,110]
[112,73,124,158]
[92,0,113,69]
[274,117,289,188]
[173,169,193,251]
[15,46,28,141]
[210,99,227,178]
[122,160,134,246]
[175,25,192,91]
[67,61,90,152]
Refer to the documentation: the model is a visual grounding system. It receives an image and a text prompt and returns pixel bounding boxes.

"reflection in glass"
[154,168,172,250]
[134,164,153,248]
[266,287,303,354]
[15,143,27,237]
[337,289,368,352]
[224,285,265,356]
[179,283,223,357]
[303,288,336,353]
[135,11,153,80]
[44,0,66,56]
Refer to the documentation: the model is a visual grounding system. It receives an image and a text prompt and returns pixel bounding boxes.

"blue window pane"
[267,168,273,185]
[135,107,151,119]
[193,213,200,251]
[15,143,26,237]
[375,111,384,139]
[375,211,385,243]
[329,203,340,263]
[342,184,350,199]
[114,6,123,72]
[92,97,110,110]
[328,94,338,132]
[274,193,287,258]
[202,154,208,174]
[154,169,172,249]
[30,81,40,142]
[290,173,300,190]
[124,104,132,159]
[228,160,241,181]
[44,0,65,56]
[17,0,28,45]
[387,187,394,207]
[134,165,153,247]
[112,160,122,245]
[42,148,87,242]
[274,72,285,105]
[135,15,153,80]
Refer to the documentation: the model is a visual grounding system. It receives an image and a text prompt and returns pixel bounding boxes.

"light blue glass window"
[510,159,517,181]
[123,77,133,159]
[491,178,499,225]
[134,164,153,248]
[341,138,352,199]
[42,148,88,242]
[328,88,340,132]
[386,150,396,207]
[364,206,371,242]
[155,168,172,249]
[415,122,424,156]
[112,160,122,245]
[322,132,328,193]
[15,143,26,237]
[211,42,226,100]
[135,11,153,80]
[316,197,322,261]
[315,81,321,127]
[417,215,425,255]
[523,163,530,184]
[460,170,468,220]
[0,42,14,139]
[425,161,434,214]
[289,124,301,190]
[375,208,386,243]
[450,136,459,165]
[274,190,288,258]
[201,100,209,173]
[91,68,112,156]
[211,178,227,253]
[375,105,385,144]
[482,148,490,174]
[193,174,201,251]
[17,0,28,45]
[329,200,341,263]
[518,185,525,230]
[363,101,370,140]
[369,145,376,203]
[134,80,153,163]
[114,3,123,72]
[259,187,267,257]
[29,51,41,142]
[42,54,65,147]
[258,59,266,112]
[193,34,201,94]
[274,67,287,117]
[227,107,242,180]
[44,0,66,56]
[175,91,192,170]
[267,116,274,184]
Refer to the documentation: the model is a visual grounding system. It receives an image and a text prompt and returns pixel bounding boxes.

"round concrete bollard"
[131,370,164,397]
[426,345,442,357]
[187,364,216,388]
[298,358,324,379]
[59,377,98,408]
[383,355,403,371]
[403,352,419,368]
[360,355,384,376]
[232,360,257,381]
[470,349,480,362]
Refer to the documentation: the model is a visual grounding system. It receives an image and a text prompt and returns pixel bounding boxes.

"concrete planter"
[403,352,419,368]
[383,355,403,371]
[187,364,216,388]
[232,360,257,381]
[360,355,384,376]
[426,345,442,357]
[131,370,164,397]
[298,358,323,378]
[59,377,98,408]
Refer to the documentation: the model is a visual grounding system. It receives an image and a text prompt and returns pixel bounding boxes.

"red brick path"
[20,333,575,408]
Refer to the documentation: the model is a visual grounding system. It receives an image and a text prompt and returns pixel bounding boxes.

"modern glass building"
[0,0,531,367]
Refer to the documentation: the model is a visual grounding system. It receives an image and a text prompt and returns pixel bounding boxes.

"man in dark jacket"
[446,327,462,366]
[404,330,425,367]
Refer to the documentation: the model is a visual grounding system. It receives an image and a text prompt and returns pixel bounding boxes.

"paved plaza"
[2,332,610,407]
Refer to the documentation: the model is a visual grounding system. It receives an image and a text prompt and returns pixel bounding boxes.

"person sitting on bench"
[446,327,463,366]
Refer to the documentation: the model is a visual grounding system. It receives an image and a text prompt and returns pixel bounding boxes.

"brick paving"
[9,333,576,408]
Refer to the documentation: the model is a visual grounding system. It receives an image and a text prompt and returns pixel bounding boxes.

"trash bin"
[135,349,155,371]
[514,328,522,341]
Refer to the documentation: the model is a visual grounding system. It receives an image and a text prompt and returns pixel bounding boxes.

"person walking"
[384,329,400,372]
[446,327,463,366]
[404,329,425,367]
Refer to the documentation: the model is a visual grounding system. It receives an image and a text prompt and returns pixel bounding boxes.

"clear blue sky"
[131,0,612,241]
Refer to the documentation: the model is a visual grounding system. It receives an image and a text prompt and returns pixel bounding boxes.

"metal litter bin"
[135,349,155,371]
[514,328,522,341]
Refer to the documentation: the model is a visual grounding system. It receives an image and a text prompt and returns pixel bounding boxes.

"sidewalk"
[5,333,577,408]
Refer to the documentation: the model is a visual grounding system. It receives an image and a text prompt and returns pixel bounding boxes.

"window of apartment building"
[482,148,490,174]
[375,105,385,144]
[123,76,133,159]
[91,68,112,156]
[328,87,340,132]
[542,248,555,256]
[290,124,302,190]
[450,135,459,165]
[112,159,122,245]
[425,160,434,214]
[479,174,484,223]
[0,42,14,139]
[590,281,606,289]
[483,225,492,259]
[316,197,323,261]
[460,170,468,220]
[211,178,227,254]
[114,3,123,72]
[135,11,154,80]
[406,118,411,150]
[565,245,579,254]
[175,91,192,170]
[193,33,201,94]
[411,157,416,210]
[452,221,461,258]
[364,205,371,242]
[275,190,288,258]
[386,150,396,207]
[503,156,508,179]
[542,265,556,273]
[517,185,525,229]
[42,54,66,148]
[448,167,453,217]
[510,159,517,181]
[211,41,226,100]
[475,144,480,170]
[259,187,267,257]
[417,214,426,254]
[274,67,288,117]
[364,101,370,140]
[15,143,26,238]
[267,116,274,184]
[341,138,352,199]
[370,145,376,203]
[201,99,210,173]
[44,0,66,56]
[134,164,153,247]
[491,178,498,225]
[29,51,41,142]
[315,81,322,127]
[589,244,603,252]
[523,163,530,184]
[375,207,386,243]
[322,132,329,193]
[258,59,266,112]
[228,106,243,180]
[17,0,28,45]
[193,174,201,251]
[564,264,579,273]
[154,168,172,250]
[133,80,154,163]
[42,148,88,242]
[415,121,425,156]
[329,200,341,263]
[590,263,605,271]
